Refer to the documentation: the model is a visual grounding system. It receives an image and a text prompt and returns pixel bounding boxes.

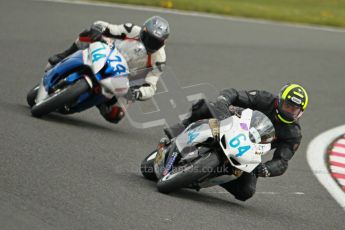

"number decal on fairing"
[112,55,122,62]
[91,45,107,63]
[237,145,251,157]
[108,55,127,76]
[229,134,246,148]
[229,134,251,157]
[114,64,126,75]
[92,53,106,62]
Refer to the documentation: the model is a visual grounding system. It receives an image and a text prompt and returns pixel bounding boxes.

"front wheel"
[141,150,158,181]
[31,79,90,117]
[157,152,220,194]
[26,84,39,107]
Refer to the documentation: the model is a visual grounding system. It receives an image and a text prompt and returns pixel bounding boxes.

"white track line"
[206,191,305,195]
[307,125,345,211]
[36,0,345,33]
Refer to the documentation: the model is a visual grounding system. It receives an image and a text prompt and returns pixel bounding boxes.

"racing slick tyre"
[26,84,39,107]
[31,79,89,117]
[141,150,158,181]
[157,152,220,194]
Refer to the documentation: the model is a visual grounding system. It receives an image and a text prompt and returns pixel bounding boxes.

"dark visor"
[141,31,165,52]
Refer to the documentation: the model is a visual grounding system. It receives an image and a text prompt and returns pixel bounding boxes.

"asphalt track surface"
[1,0,345,229]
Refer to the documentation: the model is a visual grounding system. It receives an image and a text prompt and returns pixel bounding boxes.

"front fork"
[35,79,48,104]
[154,138,175,179]
[35,74,93,105]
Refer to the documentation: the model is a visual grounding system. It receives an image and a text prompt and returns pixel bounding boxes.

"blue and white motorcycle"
[27,41,132,117]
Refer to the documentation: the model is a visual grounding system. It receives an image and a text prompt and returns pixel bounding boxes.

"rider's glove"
[133,89,142,100]
[89,24,106,41]
[126,88,142,101]
[228,105,244,117]
[254,163,271,177]
[209,99,232,120]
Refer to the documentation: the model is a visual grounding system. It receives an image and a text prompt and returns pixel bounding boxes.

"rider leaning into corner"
[165,83,309,201]
[46,16,170,123]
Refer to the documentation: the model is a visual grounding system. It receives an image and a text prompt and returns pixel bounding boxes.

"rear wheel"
[141,150,158,181]
[26,84,39,107]
[157,152,220,194]
[31,79,89,117]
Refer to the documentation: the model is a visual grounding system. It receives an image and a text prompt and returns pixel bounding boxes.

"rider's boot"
[45,42,79,71]
[98,102,126,124]
[164,99,214,139]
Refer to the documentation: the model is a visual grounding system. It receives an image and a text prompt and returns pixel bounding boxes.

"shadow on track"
[1,101,121,134]
[0,101,31,116]
[125,172,246,209]
[166,188,245,209]
[41,113,121,134]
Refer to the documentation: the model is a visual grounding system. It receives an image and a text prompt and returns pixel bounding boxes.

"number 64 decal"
[229,134,251,157]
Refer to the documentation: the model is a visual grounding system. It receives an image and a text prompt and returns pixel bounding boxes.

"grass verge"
[93,0,345,27]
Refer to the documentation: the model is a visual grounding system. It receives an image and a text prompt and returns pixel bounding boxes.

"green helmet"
[276,83,309,124]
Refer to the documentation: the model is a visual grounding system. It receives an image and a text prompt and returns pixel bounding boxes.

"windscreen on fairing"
[248,111,275,144]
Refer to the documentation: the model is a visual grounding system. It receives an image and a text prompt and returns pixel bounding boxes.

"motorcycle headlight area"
[99,77,129,97]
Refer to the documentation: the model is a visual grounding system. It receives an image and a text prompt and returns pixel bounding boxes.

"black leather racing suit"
[168,88,302,201]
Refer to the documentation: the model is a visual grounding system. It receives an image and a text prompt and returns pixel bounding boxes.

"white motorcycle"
[141,109,275,193]
[27,39,149,117]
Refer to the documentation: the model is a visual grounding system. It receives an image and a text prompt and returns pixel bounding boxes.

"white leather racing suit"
[47,20,167,123]
[79,21,166,100]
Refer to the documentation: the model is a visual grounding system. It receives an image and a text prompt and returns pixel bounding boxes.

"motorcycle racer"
[165,83,309,201]
[46,16,170,123]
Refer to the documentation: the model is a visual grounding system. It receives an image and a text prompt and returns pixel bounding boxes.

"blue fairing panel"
[43,51,84,91]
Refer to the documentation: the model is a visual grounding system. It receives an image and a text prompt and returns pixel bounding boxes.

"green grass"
[93,0,345,27]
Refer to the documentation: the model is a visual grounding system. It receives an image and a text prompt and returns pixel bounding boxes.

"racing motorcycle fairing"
[219,109,272,173]
[175,119,214,153]
[152,109,274,189]
[35,41,131,112]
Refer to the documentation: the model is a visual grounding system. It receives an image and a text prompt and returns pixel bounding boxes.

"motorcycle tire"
[31,79,89,117]
[141,150,158,181]
[157,151,220,194]
[26,84,39,107]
